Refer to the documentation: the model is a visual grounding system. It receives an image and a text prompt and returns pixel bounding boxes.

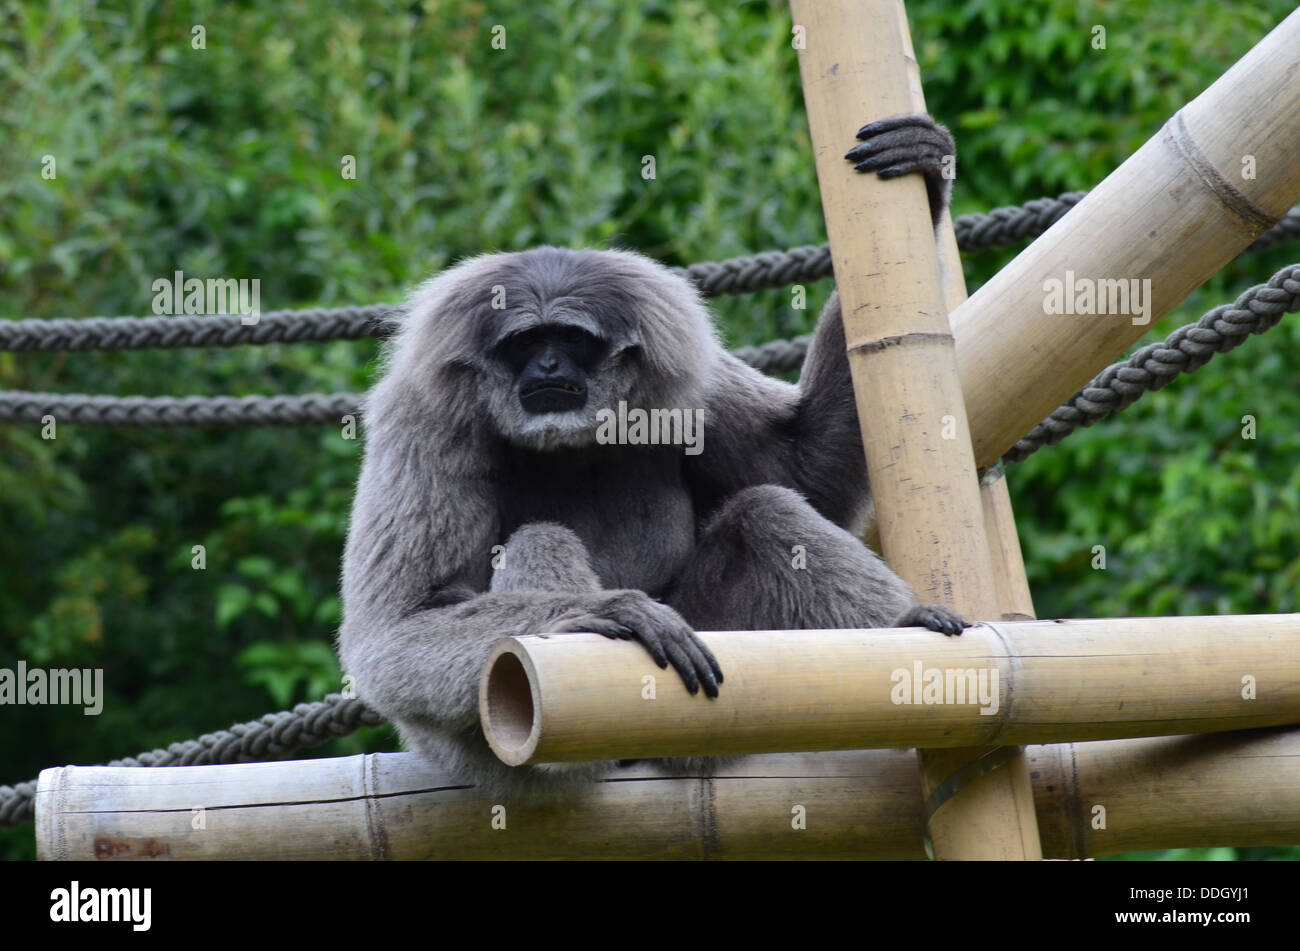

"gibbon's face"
[423,246,712,452]
[458,249,657,452]
[484,312,628,450]
[492,323,610,417]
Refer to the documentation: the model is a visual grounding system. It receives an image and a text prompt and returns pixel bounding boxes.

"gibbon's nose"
[538,353,561,374]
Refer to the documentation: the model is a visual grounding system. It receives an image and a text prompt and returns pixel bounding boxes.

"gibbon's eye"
[494,331,535,374]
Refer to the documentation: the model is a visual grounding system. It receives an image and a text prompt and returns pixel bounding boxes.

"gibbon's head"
[386,247,721,450]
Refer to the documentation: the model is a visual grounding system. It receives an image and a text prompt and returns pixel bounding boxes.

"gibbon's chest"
[495,445,695,595]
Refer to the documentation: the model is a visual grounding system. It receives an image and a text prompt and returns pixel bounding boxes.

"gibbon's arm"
[686,295,868,530]
[689,113,955,529]
[339,399,511,732]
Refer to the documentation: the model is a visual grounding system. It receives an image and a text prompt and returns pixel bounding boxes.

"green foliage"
[1106,847,1240,862]
[236,640,340,708]
[2,0,1298,861]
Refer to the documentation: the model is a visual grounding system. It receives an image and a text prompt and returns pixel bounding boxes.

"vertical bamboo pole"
[789,0,1042,859]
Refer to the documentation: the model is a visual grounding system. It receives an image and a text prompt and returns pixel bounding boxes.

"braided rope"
[0,695,385,826]
[728,334,811,375]
[675,244,832,296]
[4,195,1298,355]
[1005,263,1300,461]
[0,337,815,426]
[952,190,1085,250]
[0,391,360,427]
[8,254,1300,433]
[0,305,393,354]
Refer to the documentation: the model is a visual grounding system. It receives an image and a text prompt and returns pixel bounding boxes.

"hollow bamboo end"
[479,638,542,766]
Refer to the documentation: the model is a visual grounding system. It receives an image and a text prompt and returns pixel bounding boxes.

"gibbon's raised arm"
[687,112,954,530]
[684,298,868,532]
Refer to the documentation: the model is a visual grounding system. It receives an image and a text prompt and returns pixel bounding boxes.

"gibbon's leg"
[671,484,964,634]
[488,522,602,594]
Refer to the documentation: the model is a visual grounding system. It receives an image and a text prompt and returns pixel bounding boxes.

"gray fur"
[338,114,963,800]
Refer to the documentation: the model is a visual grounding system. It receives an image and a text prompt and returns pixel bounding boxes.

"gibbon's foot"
[894,602,969,637]
[844,112,955,224]
[552,590,724,698]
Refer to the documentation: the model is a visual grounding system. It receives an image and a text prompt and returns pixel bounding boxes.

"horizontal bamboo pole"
[480,614,1300,764]
[952,8,1300,465]
[36,728,1300,860]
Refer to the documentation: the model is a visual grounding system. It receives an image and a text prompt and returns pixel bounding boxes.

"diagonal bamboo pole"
[953,8,1300,465]
[934,192,1037,621]
[788,0,1040,859]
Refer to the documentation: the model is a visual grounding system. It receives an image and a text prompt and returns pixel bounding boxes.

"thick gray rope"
[0,337,814,425]
[0,391,362,427]
[952,191,1084,251]
[0,305,393,354]
[0,694,385,827]
[7,254,1300,431]
[1004,262,1300,461]
[730,335,812,374]
[4,194,1298,354]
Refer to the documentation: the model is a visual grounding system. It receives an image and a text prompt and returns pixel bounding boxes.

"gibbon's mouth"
[521,380,584,398]
[520,380,587,415]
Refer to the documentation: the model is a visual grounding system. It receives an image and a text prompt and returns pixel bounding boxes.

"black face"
[495,325,608,415]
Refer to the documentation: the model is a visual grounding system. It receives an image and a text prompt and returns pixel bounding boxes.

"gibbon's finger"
[848,126,951,157]
[631,627,670,669]
[897,604,966,637]
[846,139,947,167]
[849,143,948,174]
[874,161,944,181]
[855,113,932,139]
[611,623,636,640]
[659,636,701,695]
[678,634,720,698]
[685,631,724,687]
[565,615,618,638]
[924,607,967,637]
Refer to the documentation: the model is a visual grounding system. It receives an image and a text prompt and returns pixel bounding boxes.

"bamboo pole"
[36,728,1300,860]
[480,614,1300,763]
[927,24,1042,854]
[979,470,1036,621]
[951,7,1300,465]
[934,196,1036,623]
[788,0,1038,859]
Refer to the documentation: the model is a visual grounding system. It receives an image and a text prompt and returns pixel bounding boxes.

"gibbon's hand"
[844,112,955,225]
[552,590,724,698]
[893,602,969,637]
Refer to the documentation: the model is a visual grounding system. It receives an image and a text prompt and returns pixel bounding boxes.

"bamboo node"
[1165,111,1278,232]
[846,331,954,355]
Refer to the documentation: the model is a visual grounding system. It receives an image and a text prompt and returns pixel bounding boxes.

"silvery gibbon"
[340,113,964,796]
